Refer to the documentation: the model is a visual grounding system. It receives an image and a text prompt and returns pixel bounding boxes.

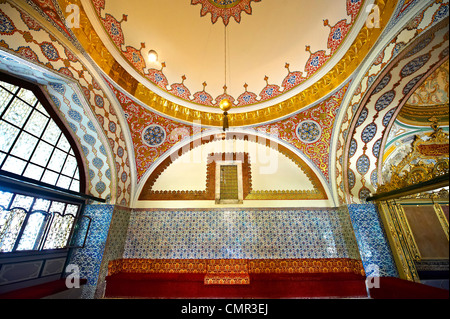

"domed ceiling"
[83,0,374,126]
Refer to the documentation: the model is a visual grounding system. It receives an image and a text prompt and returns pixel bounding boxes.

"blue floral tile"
[123,209,361,261]
[347,203,399,277]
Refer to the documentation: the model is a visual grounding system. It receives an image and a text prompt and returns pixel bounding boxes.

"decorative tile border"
[107,257,365,276]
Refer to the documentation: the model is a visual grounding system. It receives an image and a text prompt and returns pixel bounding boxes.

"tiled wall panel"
[67,204,114,299]
[123,209,361,260]
[347,203,399,277]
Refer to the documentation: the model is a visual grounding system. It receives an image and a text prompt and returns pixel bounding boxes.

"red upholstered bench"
[104,271,368,298]
[0,278,87,299]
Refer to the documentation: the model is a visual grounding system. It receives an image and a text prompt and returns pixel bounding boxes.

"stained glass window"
[0,80,80,192]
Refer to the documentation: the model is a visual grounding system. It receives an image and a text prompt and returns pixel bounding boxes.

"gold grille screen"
[220,165,238,200]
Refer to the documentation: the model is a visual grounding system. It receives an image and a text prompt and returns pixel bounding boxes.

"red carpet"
[368,277,449,299]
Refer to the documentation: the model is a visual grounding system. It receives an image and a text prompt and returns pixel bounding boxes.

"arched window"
[0,73,89,253]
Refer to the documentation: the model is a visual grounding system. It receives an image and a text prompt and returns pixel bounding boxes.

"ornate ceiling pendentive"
[191,0,261,26]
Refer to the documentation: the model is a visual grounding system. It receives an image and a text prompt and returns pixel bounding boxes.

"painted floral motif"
[101,13,126,48]
[123,46,146,72]
[104,77,202,182]
[28,0,73,38]
[256,82,350,181]
[0,9,16,35]
[296,120,322,143]
[281,64,307,91]
[259,77,282,101]
[191,0,261,26]
[40,42,60,61]
[324,19,351,54]
[236,90,258,106]
[142,124,166,147]
[193,89,215,105]
[407,59,449,105]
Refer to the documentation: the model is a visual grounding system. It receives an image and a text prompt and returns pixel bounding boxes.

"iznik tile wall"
[123,209,361,260]
[347,203,399,278]
[67,204,114,299]
[93,206,132,299]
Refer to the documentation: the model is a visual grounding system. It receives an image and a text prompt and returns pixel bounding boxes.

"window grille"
[0,74,92,253]
[0,190,81,252]
[0,79,80,191]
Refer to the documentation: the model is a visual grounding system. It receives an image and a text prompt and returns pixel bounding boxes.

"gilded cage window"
[0,74,87,253]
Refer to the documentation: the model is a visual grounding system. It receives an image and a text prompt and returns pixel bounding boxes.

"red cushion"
[0,278,87,299]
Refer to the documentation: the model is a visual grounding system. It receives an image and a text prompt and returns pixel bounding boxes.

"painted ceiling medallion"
[191,0,261,25]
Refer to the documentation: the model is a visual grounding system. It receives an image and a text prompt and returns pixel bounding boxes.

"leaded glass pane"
[41,170,58,185]
[69,180,80,192]
[2,156,26,175]
[56,175,71,189]
[43,213,74,250]
[1,80,81,192]
[50,201,65,214]
[0,152,5,167]
[10,131,38,160]
[62,155,77,177]
[0,191,13,208]
[16,212,47,251]
[0,87,13,115]
[0,81,18,93]
[0,120,20,152]
[57,134,71,152]
[3,98,32,127]
[32,198,51,212]
[23,163,44,180]
[35,102,48,116]
[17,88,37,106]
[47,148,67,172]
[0,208,27,252]
[41,121,61,145]
[11,194,34,210]
[65,204,78,216]
[24,110,49,137]
[30,140,53,166]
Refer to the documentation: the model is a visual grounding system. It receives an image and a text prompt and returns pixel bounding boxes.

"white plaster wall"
[151,139,315,192]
